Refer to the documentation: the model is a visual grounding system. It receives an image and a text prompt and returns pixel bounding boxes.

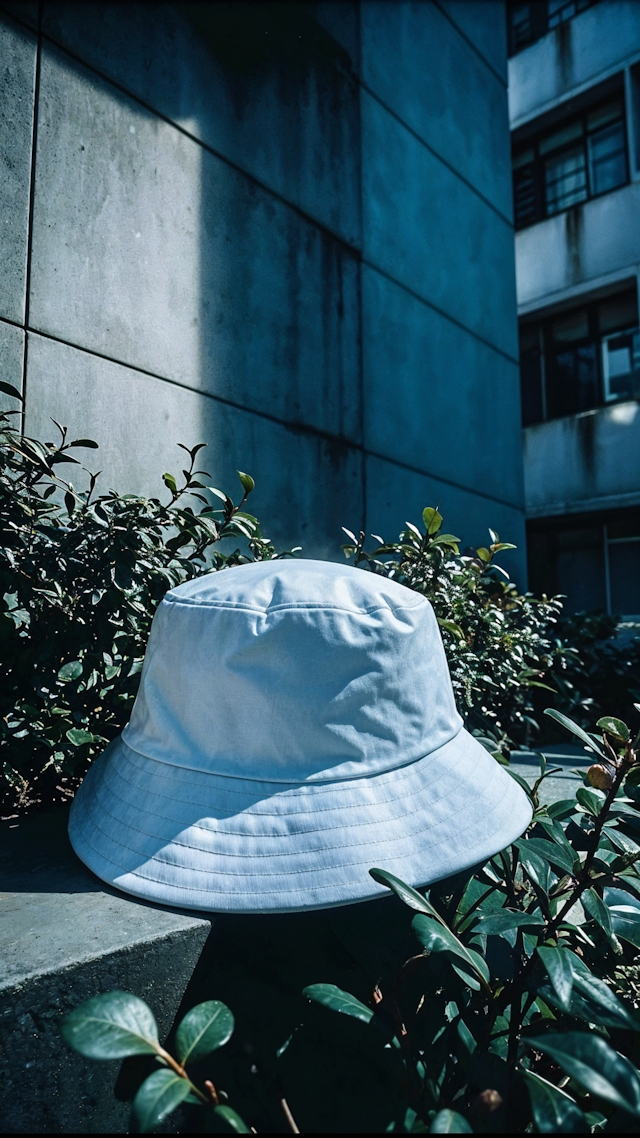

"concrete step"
[0,806,212,1134]
[510,742,593,805]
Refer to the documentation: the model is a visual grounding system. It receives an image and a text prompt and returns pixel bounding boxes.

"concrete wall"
[524,400,640,518]
[0,0,526,575]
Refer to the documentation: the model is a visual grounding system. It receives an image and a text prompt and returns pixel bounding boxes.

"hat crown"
[122,559,462,783]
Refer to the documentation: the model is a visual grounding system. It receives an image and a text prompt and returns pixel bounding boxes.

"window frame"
[512,94,629,230]
[519,288,639,427]
[507,0,596,57]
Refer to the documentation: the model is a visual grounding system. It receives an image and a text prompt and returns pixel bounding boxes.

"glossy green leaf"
[369,869,448,925]
[175,1000,234,1066]
[515,836,575,875]
[576,787,605,816]
[66,727,94,746]
[544,710,607,759]
[472,908,545,936]
[204,1105,252,1133]
[597,716,629,742]
[429,1109,472,1133]
[412,914,490,988]
[537,945,574,1007]
[57,660,82,682]
[303,983,373,1025]
[604,886,640,949]
[582,887,616,943]
[523,1069,588,1133]
[527,1033,640,1115]
[61,991,160,1059]
[130,1069,191,1133]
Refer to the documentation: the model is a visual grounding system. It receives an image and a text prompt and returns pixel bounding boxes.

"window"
[512,96,628,229]
[508,0,596,56]
[519,288,638,426]
[528,508,640,616]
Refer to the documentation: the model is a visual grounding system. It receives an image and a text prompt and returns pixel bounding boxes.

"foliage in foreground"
[63,710,640,1132]
[0,386,293,808]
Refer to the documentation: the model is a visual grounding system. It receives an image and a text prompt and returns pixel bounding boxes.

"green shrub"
[342,512,565,755]
[0,385,291,810]
[62,709,640,1133]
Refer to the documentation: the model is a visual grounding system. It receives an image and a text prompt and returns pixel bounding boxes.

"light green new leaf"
[175,1000,234,1066]
[429,1109,472,1133]
[527,1033,640,1116]
[61,991,160,1059]
[523,1069,588,1133]
[303,984,373,1025]
[237,471,255,494]
[130,1069,191,1134]
[423,507,443,535]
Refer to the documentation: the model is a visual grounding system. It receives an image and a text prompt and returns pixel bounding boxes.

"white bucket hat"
[69,559,532,913]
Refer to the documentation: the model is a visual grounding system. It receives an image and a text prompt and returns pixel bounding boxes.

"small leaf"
[130,1069,191,1134]
[429,1109,472,1133]
[537,945,574,1007]
[175,1001,234,1066]
[61,991,159,1059]
[68,438,99,449]
[66,727,94,746]
[437,618,465,640]
[597,716,629,742]
[523,1069,588,1133]
[303,983,373,1025]
[163,473,178,494]
[526,1033,640,1116]
[544,710,608,759]
[422,507,443,535]
[237,470,255,494]
[476,547,491,562]
[58,660,82,683]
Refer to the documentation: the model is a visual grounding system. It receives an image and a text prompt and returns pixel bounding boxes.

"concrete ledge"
[510,742,591,805]
[0,808,212,1134]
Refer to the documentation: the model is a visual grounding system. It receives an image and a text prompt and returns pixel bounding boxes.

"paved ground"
[510,743,592,805]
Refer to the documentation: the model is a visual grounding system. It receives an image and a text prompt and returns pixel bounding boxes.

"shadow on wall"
[26,1,364,560]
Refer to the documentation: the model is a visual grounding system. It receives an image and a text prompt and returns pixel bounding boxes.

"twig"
[280,1096,300,1133]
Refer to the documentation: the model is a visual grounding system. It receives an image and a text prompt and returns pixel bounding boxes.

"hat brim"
[69,730,532,913]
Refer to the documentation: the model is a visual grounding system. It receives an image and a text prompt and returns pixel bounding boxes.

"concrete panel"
[41,1,361,246]
[0,3,39,29]
[524,401,640,517]
[365,453,528,587]
[362,91,518,359]
[516,182,640,308]
[509,0,640,126]
[438,0,508,83]
[0,808,211,1134]
[0,318,24,415]
[0,12,36,325]
[23,334,364,561]
[361,1,511,217]
[311,1,360,68]
[362,266,524,507]
[29,45,361,442]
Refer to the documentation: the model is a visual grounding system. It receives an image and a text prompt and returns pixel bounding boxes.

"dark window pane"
[598,290,638,334]
[509,3,533,50]
[609,542,640,615]
[588,120,627,195]
[545,143,588,213]
[520,345,544,425]
[514,163,538,226]
[547,341,598,417]
[557,543,606,612]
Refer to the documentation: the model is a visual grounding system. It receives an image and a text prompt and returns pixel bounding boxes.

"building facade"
[1,1,527,576]
[509,0,640,613]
